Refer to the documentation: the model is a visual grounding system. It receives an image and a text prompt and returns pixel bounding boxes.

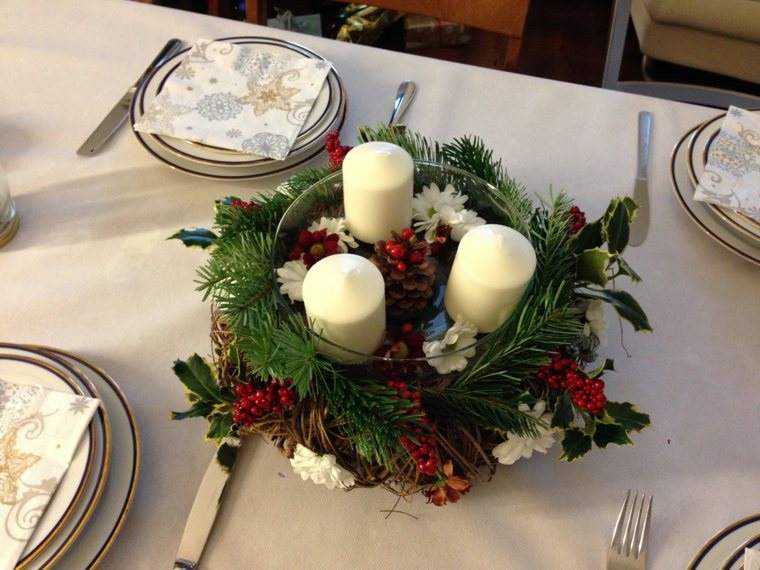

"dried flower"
[412,183,468,242]
[583,299,608,345]
[289,228,340,269]
[423,316,478,374]
[276,259,307,303]
[423,460,471,506]
[308,216,358,252]
[492,401,556,465]
[290,444,355,490]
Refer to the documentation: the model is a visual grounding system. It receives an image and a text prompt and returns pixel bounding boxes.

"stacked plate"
[670,111,760,266]
[0,343,139,570]
[129,36,347,180]
[689,514,760,569]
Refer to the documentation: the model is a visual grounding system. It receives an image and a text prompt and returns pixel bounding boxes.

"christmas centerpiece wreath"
[171,126,652,506]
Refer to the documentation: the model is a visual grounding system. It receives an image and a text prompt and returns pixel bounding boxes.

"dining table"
[1,1,759,568]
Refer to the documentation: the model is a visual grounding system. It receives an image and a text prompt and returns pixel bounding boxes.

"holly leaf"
[216,440,239,473]
[579,288,652,331]
[551,392,575,429]
[586,358,615,379]
[602,199,630,254]
[577,248,610,286]
[206,412,234,441]
[168,228,217,249]
[170,401,214,421]
[615,256,642,282]
[592,422,633,448]
[560,428,593,461]
[173,354,223,404]
[605,401,651,433]
[573,219,604,253]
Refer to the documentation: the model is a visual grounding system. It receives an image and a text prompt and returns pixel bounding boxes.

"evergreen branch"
[357,124,443,162]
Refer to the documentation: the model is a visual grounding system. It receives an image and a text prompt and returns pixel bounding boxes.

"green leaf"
[216,440,239,472]
[168,228,217,249]
[615,256,642,282]
[605,401,651,433]
[560,428,592,461]
[577,248,611,286]
[206,413,233,441]
[573,219,603,253]
[551,391,575,429]
[621,196,639,220]
[173,355,223,404]
[592,422,633,448]
[579,288,652,331]
[586,358,615,379]
[602,199,630,254]
[170,401,214,421]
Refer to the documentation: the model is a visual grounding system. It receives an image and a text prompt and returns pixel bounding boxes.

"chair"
[602,0,760,108]
[210,0,532,71]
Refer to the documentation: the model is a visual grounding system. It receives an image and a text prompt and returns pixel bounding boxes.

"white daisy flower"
[448,208,486,241]
[308,216,358,252]
[412,183,468,242]
[423,316,478,374]
[276,259,307,303]
[492,401,556,465]
[583,299,608,345]
[290,444,355,490]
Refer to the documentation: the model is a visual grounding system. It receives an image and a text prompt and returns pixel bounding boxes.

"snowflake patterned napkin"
[0,377,99,570]
[133,39,332,160]
[694,106,760,223]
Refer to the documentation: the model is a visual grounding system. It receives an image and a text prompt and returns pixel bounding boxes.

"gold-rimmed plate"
[686,111,760,242]
[670,125,760,266]
[688,514,760,569]
[0,353,106,570]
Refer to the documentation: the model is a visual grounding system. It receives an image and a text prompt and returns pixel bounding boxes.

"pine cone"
[370,229,437,313]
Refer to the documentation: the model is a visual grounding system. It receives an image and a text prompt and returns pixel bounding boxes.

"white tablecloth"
[1,1,758,568]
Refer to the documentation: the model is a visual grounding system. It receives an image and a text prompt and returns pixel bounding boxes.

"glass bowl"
[271,160,532,375]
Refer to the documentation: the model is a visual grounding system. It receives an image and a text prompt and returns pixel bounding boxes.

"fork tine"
[636,494,653,560]
[610,490,632,553]
[621,490,638,555]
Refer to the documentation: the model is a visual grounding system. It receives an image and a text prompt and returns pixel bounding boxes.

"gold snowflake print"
[239,78,299,116]
[0,428,40,505]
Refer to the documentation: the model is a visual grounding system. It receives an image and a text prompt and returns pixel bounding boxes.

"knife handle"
[135,38,184,87]
[637,111,652,179]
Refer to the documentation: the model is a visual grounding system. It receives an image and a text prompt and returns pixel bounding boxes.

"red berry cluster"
[232,380,297,426]
[536,353,607,415]
[568,205,587,235]
[387,379,437,476]
[325,131,352,170]
[383,228,427,273]
[289,228,340,269]
[229,198,260,212]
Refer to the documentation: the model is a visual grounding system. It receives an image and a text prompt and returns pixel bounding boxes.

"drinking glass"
[0,163,19,247]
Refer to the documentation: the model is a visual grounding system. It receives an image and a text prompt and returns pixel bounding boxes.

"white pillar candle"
[444,224,536,333]
[302,253,386,363]
[342,141,413,244]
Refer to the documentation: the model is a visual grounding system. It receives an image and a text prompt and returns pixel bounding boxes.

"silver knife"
[389,80,417,126]
[629,111,652,246]
[173,450,235,570]
[77,38,184,156]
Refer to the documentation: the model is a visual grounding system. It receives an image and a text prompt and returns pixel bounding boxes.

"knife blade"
[629,111,652,246]
[173,451,234,570]
[77,38,184,156]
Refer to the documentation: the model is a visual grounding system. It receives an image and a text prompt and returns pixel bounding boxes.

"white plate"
[688,514,760,569]
[670,126,760,266]
[37,347,139,570]
[130,36,347,179]
[131,97,346,180]
[686,111,760,242]
[138,36,344,166]
[0,353,106,570]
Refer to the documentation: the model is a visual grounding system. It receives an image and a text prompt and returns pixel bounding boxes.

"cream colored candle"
[342,141,413,244]
[444,224,536,333]
[302,253,386,363]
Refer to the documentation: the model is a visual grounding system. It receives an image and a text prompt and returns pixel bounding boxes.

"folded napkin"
[134,39,332,160]
[747,547,760,570]
[0,378,99,570]
[694,106,760,223]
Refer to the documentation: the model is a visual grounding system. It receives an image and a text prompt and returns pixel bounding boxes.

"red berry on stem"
[401,228,414,240]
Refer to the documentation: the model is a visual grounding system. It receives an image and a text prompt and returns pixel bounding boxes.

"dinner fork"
[607,490,653,570]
